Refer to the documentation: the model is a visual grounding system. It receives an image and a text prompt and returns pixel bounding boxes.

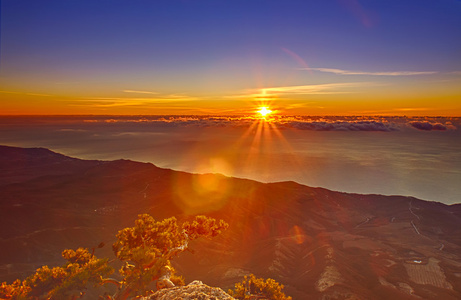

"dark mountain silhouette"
[1,145,460,299]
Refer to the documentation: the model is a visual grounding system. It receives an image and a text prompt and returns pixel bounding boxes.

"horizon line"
[1,114,460,118]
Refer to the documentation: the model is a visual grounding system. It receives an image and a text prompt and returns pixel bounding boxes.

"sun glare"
[257,106,272,118]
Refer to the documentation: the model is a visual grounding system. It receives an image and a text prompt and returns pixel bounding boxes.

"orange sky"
[1,77,460,116]
[1,1,460,116]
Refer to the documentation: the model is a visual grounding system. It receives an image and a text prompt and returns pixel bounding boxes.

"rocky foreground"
[143,281,235,300]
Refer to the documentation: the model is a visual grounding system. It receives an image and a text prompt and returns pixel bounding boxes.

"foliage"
[0,214,228,300]
[112,214,228,298]
[0,248,113,300]
[228,274,292,300]
[169,274,185,287]
[1,280,28,300]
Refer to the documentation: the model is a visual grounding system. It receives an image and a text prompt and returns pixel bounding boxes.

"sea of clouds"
[3,115,457,130]
[1,115,460,204]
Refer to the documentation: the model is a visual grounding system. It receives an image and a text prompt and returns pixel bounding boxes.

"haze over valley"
[1,145,460,299]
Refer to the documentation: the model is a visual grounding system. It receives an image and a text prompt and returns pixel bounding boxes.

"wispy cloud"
[77,94,199,105]
[0,90,52,97]
[393,108,431,112]
[308,68,437,76]
[69,99,145,108]
[259,82,368,94]
[123,89,159,95]
[69,93,202,109]
[227,82,372,100]
[122,90,202,102]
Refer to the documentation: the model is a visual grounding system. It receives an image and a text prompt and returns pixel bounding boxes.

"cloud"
[394,108,431,112]
[123,90,159,95]
[309,68,437,76]
[409,121,448,131]
[67,115,401,131]
[0,90,52,97]
[5,115,458,133]
[72,94,199,108]
[260,83,366,94]
[69,98,145,108]
[279,120,398,132]
[226,82,372,101]
[25,93,52,97]
[56,129,88,133]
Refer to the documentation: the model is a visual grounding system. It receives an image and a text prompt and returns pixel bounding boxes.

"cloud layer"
[5,115,455,132]
[280,120,397,131]
[409,121,451,131]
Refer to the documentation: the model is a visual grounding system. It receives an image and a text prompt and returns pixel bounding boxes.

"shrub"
[228,274,292,300]
[0,214,228,300]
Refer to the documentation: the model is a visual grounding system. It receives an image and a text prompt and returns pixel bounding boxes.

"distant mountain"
[0,145,460,299]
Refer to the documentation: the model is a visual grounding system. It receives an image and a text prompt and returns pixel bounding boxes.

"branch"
[101,278,122,288]
[166,230,189,260]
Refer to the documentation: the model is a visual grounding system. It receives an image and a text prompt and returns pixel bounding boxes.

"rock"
[142,281,236,300]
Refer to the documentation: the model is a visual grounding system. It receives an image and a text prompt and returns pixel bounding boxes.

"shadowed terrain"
[1,145,460,299]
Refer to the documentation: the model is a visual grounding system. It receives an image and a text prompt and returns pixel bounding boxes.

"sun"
[257,106,273,118]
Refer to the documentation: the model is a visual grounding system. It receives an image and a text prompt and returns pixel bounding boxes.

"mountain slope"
[0,145,460,299]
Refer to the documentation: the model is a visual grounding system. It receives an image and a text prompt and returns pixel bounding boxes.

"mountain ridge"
[1,145,460,299]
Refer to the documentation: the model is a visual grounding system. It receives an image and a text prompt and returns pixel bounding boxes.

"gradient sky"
[1,0,460,115]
